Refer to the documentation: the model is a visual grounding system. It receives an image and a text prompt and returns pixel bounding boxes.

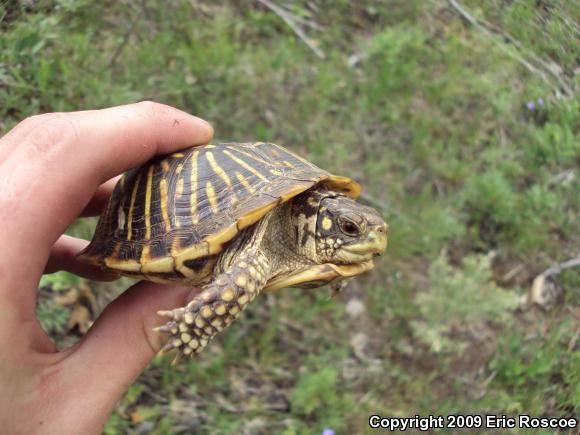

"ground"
[1,0,579,434]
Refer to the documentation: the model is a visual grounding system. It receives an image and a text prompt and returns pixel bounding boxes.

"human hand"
[0,102,213,434]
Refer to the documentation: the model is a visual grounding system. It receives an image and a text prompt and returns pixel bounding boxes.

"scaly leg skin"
[156,250,269,364]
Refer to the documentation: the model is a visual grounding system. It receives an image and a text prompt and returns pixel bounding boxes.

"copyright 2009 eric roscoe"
[368,414,578,431]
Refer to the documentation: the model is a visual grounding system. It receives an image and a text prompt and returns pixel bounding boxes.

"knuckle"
[22,112,64,126]
[137,100,167,119]
[27,114,79,154]
[16,115,42,129]
[0,115,45,143]
[0,112,69,146]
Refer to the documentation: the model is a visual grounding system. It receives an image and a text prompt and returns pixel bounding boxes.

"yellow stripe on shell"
[190,150,199,224]
[127,171,142,241]
[171,232,182,253]
[206,151,233,188]
[159,178,171,230]
[206,181,219,214]
[223,150,268,182]
[234,171,255,194]
[227,146,274,167]
[176,178,184,197]
[144,165,154,240]
[141,244,151,263]
[174,177,184,229]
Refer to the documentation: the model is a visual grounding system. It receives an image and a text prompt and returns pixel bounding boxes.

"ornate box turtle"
[78,142,388,362]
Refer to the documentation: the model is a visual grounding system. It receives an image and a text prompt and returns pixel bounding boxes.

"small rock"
[530,274,563,310]
[242,418,267,435]
[345,298,366,318]
[350,332,368,360]
[135,421,155,434]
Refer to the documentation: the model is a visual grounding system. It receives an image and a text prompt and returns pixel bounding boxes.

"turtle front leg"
[155,250,269,362]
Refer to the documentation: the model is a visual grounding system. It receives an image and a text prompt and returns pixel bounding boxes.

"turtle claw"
[153,324,173,333]
[171,352,184,366]
[157,342,174,357]
[157,307,186,321]
[157,309,176,319]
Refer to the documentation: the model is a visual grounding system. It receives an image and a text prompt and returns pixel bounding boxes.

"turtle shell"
[78,142,360,284]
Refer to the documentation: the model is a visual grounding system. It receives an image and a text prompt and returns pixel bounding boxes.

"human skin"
[0,102,213,434]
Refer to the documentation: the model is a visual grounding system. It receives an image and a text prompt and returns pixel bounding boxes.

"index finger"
[0,101,213,292]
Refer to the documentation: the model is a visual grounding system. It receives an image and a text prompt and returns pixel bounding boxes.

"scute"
[77,143,360,277]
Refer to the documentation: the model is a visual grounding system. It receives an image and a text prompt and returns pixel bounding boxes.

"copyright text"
[368,414,578,431]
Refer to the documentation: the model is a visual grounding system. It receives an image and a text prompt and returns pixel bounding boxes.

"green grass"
[2,0,579,433]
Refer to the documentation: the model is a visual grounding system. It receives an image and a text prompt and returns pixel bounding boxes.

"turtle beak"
[341,223,388,258]
[358,223,388,256]
[369,223,388,255]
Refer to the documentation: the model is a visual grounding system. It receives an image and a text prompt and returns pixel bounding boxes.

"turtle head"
[314,194,388,264]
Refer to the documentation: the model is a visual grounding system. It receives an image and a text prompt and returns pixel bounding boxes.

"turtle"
[78,142,388,362]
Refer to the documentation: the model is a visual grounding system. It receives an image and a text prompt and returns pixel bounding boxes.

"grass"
[2,0,579,433]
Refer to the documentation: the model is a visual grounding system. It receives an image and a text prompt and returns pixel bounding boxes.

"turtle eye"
[340,219,360,236]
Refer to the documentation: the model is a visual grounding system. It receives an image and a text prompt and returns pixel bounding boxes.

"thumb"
[62,282,195,411]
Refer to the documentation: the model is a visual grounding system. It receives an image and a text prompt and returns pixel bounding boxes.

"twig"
[447,0,573,98]
[543,256,580,277]
[276,2,324,31]
[256,0,325,59]
[109,15,138,69]
[502,263,525,282]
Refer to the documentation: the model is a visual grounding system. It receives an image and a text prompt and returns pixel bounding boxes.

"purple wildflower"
[537,97,544,107]
[526,101,535,111]
[322,428,335,435]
